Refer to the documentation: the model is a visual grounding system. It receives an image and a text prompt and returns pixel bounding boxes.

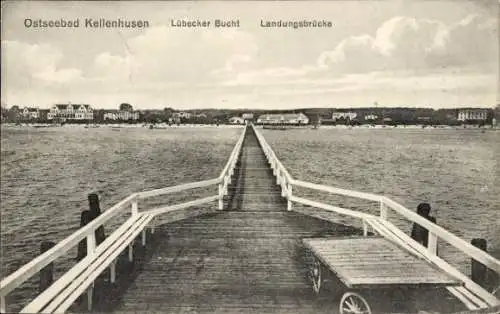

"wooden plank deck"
[303,237,462,289]
[87,127,468,314]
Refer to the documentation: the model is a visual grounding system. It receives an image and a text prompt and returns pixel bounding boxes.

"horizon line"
[2,103,498,111]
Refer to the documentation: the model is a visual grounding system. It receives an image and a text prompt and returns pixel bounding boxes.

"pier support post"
[88,193,106,245]
[471,238,488,287]
[39,241,56,293]
[77,211,92,261]
[1,296,5,314]
[142,229,146,246]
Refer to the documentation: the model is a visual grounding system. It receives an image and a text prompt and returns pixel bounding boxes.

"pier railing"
[252,124,500,311]
[0,125,247,314]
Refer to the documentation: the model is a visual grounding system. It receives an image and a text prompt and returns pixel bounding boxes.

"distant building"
[104,110,139,121]
[173,112,192,119]
[22,107,39,120]
[332,111,357,121]
[229,116,245,124]
[242,113,254,120]
[364,114,378,121]
[457,109,487,121]
[48,104,94,120]
[257,113,309,125]
[193,113,207,118]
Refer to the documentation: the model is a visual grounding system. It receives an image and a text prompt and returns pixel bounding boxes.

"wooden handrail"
[219,125,246,180]
[136,178,221,199]
[252,126,292,182]
[143,195,219,217]
[292,179,382,203]
[290,196,371,220]
[0,193,136,296]
[21,214,152,313]
[382,197,500,273]
[252,123,500,307]
[0,125,247,309]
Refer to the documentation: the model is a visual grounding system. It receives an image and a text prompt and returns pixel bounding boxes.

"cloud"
[222,14,496,87]
[89,26,258,85]
[1,40,82,87]
[428,14,498,68]
[318,14,497,73]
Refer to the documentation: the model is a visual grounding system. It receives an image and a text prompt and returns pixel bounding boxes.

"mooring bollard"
[76,210,92,261]
[471,238,488,287]
[88,193,106,245]
[39,241,56,293]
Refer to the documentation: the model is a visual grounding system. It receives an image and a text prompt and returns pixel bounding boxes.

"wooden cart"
[303,236,463,314]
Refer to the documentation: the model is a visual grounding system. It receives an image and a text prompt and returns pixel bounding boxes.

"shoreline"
[1,123,498,130]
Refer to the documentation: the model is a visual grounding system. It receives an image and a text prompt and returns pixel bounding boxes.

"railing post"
[428,232,438,255]
[110,260,116,283]
[287,184,293,211]
[363,220,368,236]
[87,283,94,311]
[224,175,229,195]
[87,232,96,256]
[128,244,133,261]
[131,196,138,216]
[380,200,388,220]
[151,217,156,234]
[218,183,224,210]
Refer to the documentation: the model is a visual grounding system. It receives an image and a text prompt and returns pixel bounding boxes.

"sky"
[1,1,499,110]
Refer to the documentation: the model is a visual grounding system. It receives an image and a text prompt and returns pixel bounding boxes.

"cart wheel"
[311,258,321,294]
[340,292,372,314]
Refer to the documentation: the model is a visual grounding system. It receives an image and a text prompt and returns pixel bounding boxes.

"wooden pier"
[1,125,499,313]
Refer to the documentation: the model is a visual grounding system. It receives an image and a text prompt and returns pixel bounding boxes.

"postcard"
[1,1,499,313]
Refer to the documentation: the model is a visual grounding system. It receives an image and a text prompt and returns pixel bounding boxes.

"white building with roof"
[332,111,357,121]
[22,107,40,119]
[457,109,487,121]
[257,113,309,125]
[229,116,245,124]
[47,104,94,120]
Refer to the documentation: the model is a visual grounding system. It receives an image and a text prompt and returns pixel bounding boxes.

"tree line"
[1,103,499,125]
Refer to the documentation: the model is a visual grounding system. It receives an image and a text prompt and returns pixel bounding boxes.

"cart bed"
[303,236,463,289]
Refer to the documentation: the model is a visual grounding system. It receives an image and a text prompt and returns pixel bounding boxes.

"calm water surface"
[1,125,498,310]
[0,126,241,281]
